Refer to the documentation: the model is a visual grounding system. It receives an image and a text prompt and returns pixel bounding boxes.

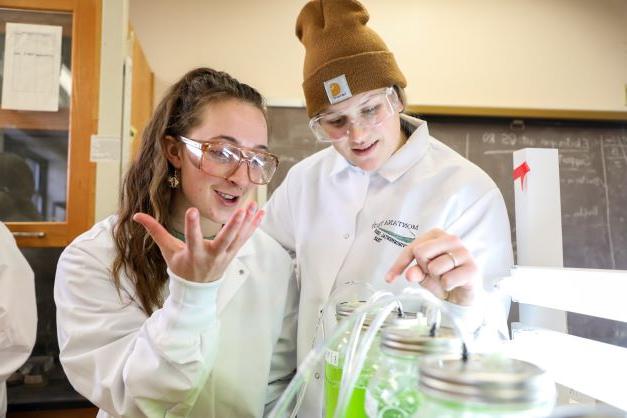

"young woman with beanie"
[261,1,513,415]
[55,67,297,418]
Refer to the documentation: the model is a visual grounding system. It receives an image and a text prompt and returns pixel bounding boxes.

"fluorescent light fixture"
[498,266,627,323]
[506,325,627,411]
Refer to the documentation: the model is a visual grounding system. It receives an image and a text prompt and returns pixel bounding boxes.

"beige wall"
[130,0,627,111]
[95,0,129,221]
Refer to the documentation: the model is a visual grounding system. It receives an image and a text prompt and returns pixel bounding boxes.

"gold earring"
[168,169,180,189]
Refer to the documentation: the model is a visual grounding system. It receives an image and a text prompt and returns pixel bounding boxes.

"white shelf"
[500,266,627,323]
[506,325,627,411]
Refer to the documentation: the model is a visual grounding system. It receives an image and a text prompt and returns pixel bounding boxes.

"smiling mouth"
[215,190,240,206]
[352,140,379,155]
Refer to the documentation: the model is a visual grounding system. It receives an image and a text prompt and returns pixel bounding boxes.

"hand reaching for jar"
[385,228,480,306]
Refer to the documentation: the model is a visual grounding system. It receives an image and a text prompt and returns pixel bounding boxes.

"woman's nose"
[227,160,251,186]
[348,120,369,143]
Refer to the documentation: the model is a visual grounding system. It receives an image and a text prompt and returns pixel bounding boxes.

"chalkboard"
[419,116,627,272]
[266,106,627,346]
[267,107,328,194]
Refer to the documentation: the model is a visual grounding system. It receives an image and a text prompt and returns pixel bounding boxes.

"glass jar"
[365,327,461,418]
[324,301,422,418]
[414,355,556,418]
[548,405,625,418]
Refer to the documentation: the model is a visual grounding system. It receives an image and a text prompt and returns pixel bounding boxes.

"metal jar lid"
[335,300,421,328]
[335,300,369,320]
[381,326,462,356]
[419,354,555,405]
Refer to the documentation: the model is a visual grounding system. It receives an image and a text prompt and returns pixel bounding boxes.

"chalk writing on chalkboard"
[421,117,627,348]
[419,118,627,273]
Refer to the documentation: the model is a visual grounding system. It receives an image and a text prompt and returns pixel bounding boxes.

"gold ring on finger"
[445,251,457,269]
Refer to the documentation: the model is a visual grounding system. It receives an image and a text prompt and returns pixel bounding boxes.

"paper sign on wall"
[90,135,121,162]
[1,23,63,112]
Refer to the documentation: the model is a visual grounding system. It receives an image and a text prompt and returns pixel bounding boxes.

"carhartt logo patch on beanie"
[296,0,407,117]
[324,74,352,104]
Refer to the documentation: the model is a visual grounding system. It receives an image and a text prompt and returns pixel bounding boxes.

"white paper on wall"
[90,135,121,162]
[1,22,63,112]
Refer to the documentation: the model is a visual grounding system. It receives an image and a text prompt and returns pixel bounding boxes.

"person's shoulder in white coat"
[0,222,37,418]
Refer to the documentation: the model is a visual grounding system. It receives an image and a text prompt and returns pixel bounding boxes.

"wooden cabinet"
[0,0,99,247]
[8,407,98,418]
[129,26,153,159]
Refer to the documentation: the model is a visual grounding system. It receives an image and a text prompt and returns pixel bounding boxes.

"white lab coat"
[55,215,298,418]
[262,115,514,417]
[0,222,37,418]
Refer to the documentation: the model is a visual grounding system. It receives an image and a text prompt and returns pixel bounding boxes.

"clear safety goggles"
[178,135,279,185]
[309,87,400,143]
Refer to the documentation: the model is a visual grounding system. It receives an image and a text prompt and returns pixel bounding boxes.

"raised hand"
[133,201,264,283]
[384,228,479,306]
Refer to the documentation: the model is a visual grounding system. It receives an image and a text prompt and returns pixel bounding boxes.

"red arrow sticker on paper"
[513,161,530,191]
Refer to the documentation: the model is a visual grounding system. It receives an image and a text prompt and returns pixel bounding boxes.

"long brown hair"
[112,67,266,315]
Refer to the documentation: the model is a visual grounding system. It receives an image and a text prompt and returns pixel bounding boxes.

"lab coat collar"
[327,114,431,181]
[217,236,255,314]
[376,114,431,183]
[329,147,353,177]
[235,234,255,257]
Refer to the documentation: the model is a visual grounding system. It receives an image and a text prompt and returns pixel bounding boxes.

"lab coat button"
[314,372,320,380]
[343,233,350,239]
[239,269,245,275]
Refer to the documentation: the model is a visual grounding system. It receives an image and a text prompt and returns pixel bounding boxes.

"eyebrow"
[212,135,269,151]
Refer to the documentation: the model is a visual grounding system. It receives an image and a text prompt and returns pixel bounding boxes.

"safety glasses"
[309,87,400,142]
[178,135,279,185]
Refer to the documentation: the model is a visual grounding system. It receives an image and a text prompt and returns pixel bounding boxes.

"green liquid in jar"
[415,395,555,418]
[366,353,425,418]
[368,387,423,418]
[324,361,370,418]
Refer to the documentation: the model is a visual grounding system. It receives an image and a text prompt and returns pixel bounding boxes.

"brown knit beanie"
[296,0,407,117]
